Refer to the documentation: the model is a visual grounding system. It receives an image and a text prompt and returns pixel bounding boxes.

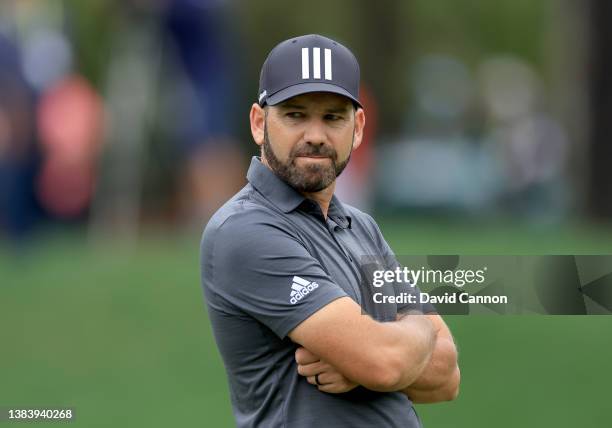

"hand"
[295,347,359,394]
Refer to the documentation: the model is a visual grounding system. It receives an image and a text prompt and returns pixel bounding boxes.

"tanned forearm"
[404,366,460,403]
[293,306,452,395]
[401,315,460,403]
[295,313,436,393]
[382,313,437,390]
[405,336,458,390]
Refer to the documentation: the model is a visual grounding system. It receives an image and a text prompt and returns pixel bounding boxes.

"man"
[200,34,460,428]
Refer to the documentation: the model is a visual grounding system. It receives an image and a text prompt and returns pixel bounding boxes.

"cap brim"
[265,82,362,108]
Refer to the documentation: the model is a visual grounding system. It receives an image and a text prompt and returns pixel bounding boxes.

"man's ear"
[250,103,265,147]
[352,107,366,150]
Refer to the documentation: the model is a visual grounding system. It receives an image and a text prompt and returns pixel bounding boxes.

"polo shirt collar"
[246,156,352,229]
[246,157,305,213]
[328,195,352,229]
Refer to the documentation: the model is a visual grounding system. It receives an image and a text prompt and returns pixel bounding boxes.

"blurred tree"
[588,0,612,218]
[66,0,115,87]
[353,0,407,134]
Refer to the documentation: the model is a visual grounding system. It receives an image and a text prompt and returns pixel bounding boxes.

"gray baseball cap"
[258,34,362,108]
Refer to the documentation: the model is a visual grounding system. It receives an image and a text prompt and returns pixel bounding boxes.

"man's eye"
[325,114,341,121]
[286,112,304,118]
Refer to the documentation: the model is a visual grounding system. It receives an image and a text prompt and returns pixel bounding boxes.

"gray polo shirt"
[200,157,433,428]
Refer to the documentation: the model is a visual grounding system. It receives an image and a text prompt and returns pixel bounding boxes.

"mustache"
[290,144,337,160]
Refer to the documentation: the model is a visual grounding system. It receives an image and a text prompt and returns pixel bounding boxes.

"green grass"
[1,235,232,427]
[1,221,611,427]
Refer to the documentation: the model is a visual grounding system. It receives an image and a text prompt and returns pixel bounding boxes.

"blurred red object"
[35,75,103,218]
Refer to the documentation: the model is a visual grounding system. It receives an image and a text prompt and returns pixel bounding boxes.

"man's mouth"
[297,155,329,158]
[295,155,333,165]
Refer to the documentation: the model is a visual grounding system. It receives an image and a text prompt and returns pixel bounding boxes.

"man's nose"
[303,120,327,145]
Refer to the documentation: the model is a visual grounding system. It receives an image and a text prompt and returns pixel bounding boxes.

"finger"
[319,371,341,383]
[306,372,329,386]
[317,380,358,394]
[297,361,327,377]
[295,347,320,365]
[318,383,354,394]
[317,383,341,393]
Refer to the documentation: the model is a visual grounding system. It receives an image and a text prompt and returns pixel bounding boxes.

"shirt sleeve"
[205,211,348,339]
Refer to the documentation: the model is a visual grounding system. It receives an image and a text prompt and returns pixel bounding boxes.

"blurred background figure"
[90,0,246,241]
[162,0,246,227]
[0,31,38,244]
[36,75,103,220]
[479,56,570,222]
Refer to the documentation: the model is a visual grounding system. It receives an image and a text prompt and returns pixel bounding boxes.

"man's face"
[259,92,361,193]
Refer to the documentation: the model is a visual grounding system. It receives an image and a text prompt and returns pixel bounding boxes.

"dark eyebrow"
[325,106,351,114]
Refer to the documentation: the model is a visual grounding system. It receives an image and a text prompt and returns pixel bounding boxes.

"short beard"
[262,123,352,193]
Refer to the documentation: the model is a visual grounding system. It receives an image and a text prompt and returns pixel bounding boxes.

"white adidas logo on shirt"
[289,276,319,305]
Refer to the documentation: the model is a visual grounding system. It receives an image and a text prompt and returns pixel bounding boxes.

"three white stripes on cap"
[302,48,332,80]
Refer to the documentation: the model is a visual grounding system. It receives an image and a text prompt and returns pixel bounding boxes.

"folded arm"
[400,313,460,403]
[293,310,460,402]
[289,297,437,392]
